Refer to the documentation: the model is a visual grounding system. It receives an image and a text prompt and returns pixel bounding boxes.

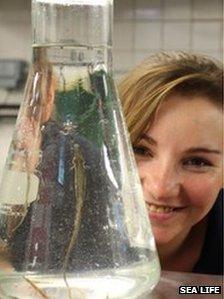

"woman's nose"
[141,162,181,201]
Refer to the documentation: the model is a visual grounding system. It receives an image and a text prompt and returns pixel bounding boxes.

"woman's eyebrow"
[185,147,221,155]
[141,134,157,145]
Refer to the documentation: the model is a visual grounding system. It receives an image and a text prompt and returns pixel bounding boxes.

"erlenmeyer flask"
[0,0,160,298]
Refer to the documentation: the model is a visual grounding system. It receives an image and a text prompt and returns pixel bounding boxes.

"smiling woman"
[119,52,223,275]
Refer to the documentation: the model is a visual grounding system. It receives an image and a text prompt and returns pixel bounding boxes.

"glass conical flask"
[0,1,160,298]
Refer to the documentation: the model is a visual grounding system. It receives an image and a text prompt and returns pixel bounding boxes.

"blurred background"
[0,0,223,180]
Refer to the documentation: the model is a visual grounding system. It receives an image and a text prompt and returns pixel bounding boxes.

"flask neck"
[32,0,113,48]
[32,45,113,75]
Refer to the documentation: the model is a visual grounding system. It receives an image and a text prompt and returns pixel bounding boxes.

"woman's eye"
[183,157,212,168]
[133,146,153,157]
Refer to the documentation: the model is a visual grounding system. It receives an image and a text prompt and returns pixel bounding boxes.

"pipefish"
[63,143,86,299]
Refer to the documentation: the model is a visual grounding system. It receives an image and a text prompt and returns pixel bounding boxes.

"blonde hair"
[118,52,223,144]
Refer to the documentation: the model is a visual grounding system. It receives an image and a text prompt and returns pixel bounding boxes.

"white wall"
[0,0,31,60]
[113,0,222,77]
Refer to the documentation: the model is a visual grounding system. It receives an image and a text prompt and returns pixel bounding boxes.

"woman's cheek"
[136,159,153,177]
[183,174,221,208]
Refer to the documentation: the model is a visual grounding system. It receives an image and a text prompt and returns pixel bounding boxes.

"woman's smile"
[145,201,187,221]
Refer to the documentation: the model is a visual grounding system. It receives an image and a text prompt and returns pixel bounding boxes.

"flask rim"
[33,0,113,5]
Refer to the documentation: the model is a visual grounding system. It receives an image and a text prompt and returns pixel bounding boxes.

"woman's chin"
[152,226,174,246]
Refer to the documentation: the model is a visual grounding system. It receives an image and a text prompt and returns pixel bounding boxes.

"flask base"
[0,261,160,299]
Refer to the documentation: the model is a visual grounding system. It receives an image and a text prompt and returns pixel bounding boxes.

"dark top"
[193,189,223,275]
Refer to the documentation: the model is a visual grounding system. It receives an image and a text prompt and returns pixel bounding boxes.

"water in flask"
[0,1,160,298]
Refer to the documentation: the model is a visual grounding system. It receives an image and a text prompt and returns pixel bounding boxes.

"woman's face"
[134,94,222,247]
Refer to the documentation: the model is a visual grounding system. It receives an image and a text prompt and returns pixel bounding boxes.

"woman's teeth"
[148,204,174,213]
